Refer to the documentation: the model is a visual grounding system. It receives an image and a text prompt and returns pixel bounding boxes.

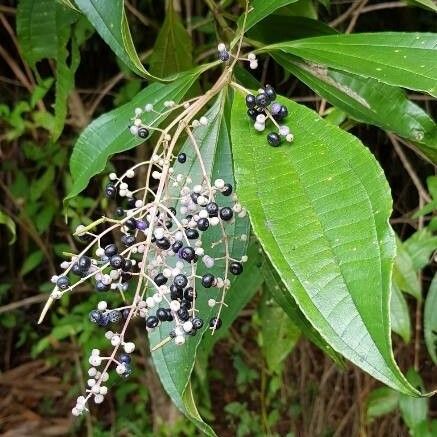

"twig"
[388,133,431,203]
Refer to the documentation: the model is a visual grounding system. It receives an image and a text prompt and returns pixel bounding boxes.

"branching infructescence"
[39,31,294,416]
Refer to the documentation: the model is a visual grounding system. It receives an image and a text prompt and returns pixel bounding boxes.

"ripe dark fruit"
[121,235,135,246]
[156,308,168,322]
[89,310,101,323]
[104,244,118,257]
[218,50,230,61]
[156,237,171,250]
[96,281,110,292]
[122,259,132,272]
[115,207,125,217]
[274,105,288,121]
[57,276,70,290]
[219,207,233,221]
[264,84,276,100]
[170,285,183,300]
[72,263,85,277]
[230,261,243,275]
[192,317,204,329]
[177,153,187,163]
[185,228,199,240]
[245,94,256,109]
[125,218,137,230]
[172,240,183,253]
[197,218,209,231]
[206,202,219,217]
[183,287,196,301]
[177,307,190,321]
[201,273,215,288]
[78,256,91,272]
[174,274,188,289]
[180,246,196,262]
[146,316,159,328]
[247,108,258,121]
[154,273,167,286]
[210,317,222,330]
[255,93,269,108]
[267,132,281,147]
[109,310,122,323]
[138,127,149,139]
[110,255,125,269]
[222,184,233,196]
[105,183,116,199]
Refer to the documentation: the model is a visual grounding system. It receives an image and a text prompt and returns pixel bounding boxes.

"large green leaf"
[149,2,192,78]
[230,92,418,396]
[390,283,411,343]
[66,69,201,201]
[249,19,437,162]
[424,274,437,364]
[74,0,159,80]
[149,92,250,435]
[265,33,437,97]
[263,261,344,366]
[272,54,437,162]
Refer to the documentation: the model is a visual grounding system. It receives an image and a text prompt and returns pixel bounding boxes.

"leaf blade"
[424,274,437,364]
[230,91,418,395]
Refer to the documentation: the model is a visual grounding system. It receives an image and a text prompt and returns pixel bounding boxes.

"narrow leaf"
[149,3,192,77]
[404,228,437,270]
[231,91,419,396]
[424,274,437,364]
[74,0,159,80]
[67,69,201,201]
[393,237,421,299]
[266,33,437,96]
[408,0,437,13]
[0,210,16,245]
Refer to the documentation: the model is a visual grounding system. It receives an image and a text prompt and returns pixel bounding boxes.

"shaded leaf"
[393,237,421,299]
[390,283,411,343]
[424,274,437,364]
[20,250,44,276]
[0,210,16,245]
[399,369,428,433]
[366,387,400,422]
[230,91,418,395]
[263,260,344,366]
[266,33,437,96]
[404,228,437,270]
[149,3,192,77]
[408,0,437,12]
[149,92,249,436]
[67,69,202,201]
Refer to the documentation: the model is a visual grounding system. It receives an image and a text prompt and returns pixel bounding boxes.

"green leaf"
[399,369,428,433]
[408,0,437,13]
[265,33,437,97]
[248,15,335,43]
[240,0,299,32]
[20,250,44,276]
[230,91,418,396]
[393,237,421,299]
[149,92,249,436]
[404,228,437,270]
[0,211,16,245]
[263,261,344,366]
[424,274,437,364]
[74,0,158,80]
[67,69,201,201]
[272,54,437,162]
[390,283,411,343]
[366,387,400,422]
[198,242,264,358]
[259,293,300,372]
[149,2,192,78]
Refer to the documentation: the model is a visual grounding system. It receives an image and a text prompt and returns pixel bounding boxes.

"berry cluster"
[245,85,294,146]
[42,94,249,416]
[217,42,258,69]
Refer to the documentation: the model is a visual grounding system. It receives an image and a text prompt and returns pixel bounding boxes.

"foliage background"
[0,1,436,436]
